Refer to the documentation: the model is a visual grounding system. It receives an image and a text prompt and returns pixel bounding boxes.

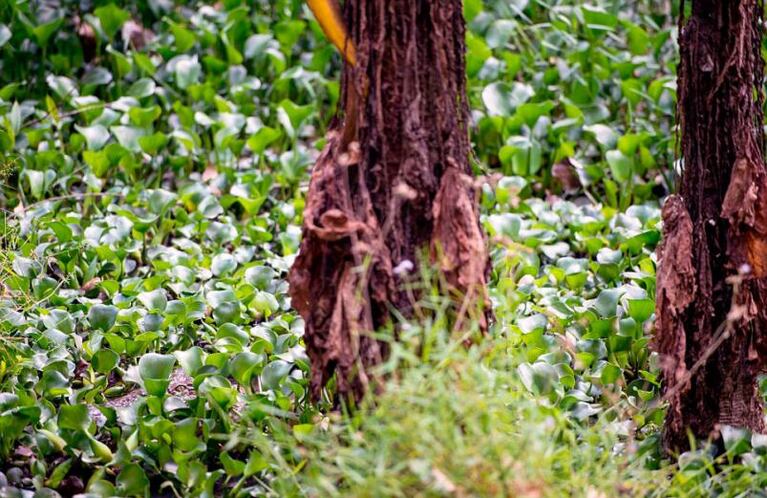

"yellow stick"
[306,0,356,65]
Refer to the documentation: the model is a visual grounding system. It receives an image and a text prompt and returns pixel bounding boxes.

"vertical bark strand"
[655,0,767,451]
[289,0,489,401]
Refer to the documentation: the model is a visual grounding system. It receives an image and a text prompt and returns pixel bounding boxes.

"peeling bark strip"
[289,0,489,401]
[655,0,767,452]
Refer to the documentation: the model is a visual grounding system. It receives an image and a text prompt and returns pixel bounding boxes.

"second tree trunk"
[655,0,767,451]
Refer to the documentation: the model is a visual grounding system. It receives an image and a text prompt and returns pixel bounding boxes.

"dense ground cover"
[2,0,767,496]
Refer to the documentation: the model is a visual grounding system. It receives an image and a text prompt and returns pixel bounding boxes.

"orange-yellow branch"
[306,0,356,65]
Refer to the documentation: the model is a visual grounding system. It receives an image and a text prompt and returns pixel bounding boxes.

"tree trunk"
[289,0,489,401]
[655,0,767,452]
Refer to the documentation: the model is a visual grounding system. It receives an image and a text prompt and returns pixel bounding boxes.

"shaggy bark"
[655,0,767,452]
[289,0,489,401]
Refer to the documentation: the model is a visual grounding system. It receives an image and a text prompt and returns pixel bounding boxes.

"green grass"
[264,341,650,497]
[252,332,767,498]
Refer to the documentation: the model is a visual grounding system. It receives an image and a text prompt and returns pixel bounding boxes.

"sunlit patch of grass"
[247,299,660,497]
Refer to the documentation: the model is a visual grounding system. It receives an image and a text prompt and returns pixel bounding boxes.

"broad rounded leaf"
[174,56,202,89]
[116,464,149,496]
[127,78,156,98]
[138,353,176,396]
[88,304,118,331]
[244,266,275,290]
[606,150,633,183]
[75,124,110,151]
[137,289,167,312]
[261,360,291,391]
[92,349,119,373]
[482,82,533,117]
[58,404,90,431]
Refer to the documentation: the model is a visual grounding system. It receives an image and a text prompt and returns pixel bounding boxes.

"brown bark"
[289,0,489,401]
[655,0,767,452]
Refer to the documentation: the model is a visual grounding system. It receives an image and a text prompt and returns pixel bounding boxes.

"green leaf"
[128,78,156,98]
[110,125,146,152]
[293,423,314,442]
[486,20,517,49]
[624,22,650,55]
[252,290,279,317]
[94,4,131,40]
[138,353,176,397]
[222,33,243,65]
[261,360,291,390]
[463,0,483,21]
[211,253,237,276]
[273,20,305,48]
[0,24,11,48]
[518,362,558,394]
[244,451,268,477]
[277,100,313,137]
[117,464,149,496]
[32,17,64,46]
[133,53,156,75]
[76,124,110,151]
[138,289,167,312]
[174,347,204,376]
[626,298,654,323]
[169,21,196,52]
[46,75,78,100]
[244,266,275,290]
[23,169,55,199]
[198,196,223,219]
[229,352,263,386]
[174,56,202,89]
[247,127,282,154]
[92,349,119,373]
[199,375,236,408]
[465,32,491,76]
[88,304,118,331]
[516,101,554,127]
[618,134,643,156]
[58,404,90,431]
[42,309,75,334]
[46,458,73,489]
[721,426,751,456]
[606,150,633,183]
[594,288,624,318]
[128,106,161,126]
[12,256,41,278]
[220,452,245,477]
[138,132,168,154]
[581,6,617,31]
[217,323,249,345]
[90,436,114,462]
[584,124,618,149]
[173,418,202,452]
[81,67,113,86]
[518,314,547,335]
[600,363,622,385]
[482,82,533,117]
[83,150,112,177]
